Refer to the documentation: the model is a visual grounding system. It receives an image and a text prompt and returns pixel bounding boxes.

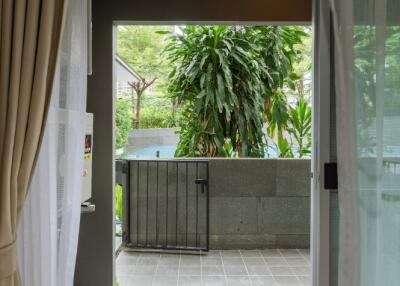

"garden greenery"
[165,26,308,157]
[115,184,123,221]
[115,98,133,149]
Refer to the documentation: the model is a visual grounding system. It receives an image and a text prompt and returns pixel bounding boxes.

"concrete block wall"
[208,159,311,249]
[119,158,311,251]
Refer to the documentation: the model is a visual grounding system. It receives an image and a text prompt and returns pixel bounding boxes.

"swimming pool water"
[124,144,177,159]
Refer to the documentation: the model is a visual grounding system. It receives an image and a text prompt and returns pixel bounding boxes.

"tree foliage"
[117,26,177,130]
[117,26,172,81]
[166,25,307,157]
[115,98,133,149]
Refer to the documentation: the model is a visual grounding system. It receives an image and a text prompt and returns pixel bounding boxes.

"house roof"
[115,55,143,81]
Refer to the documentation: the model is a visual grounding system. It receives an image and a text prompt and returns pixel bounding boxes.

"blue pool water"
[124,144,281,159]
[124,145,177,159]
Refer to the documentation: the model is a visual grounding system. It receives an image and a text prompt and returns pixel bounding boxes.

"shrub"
[115,184,123,221]
[115,98,133,149]
[139,107,177,129]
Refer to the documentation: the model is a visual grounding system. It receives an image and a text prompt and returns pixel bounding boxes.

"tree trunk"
[135,91,142,129]
[129,78,157,129]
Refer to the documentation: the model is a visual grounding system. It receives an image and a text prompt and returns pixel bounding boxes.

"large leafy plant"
[166,26,306,157]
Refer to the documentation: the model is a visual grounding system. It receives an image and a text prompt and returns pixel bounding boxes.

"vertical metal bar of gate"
[122,159,209,251]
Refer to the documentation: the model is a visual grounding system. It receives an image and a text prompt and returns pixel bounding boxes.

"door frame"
[75,1,328,285]
[311,0,332,285]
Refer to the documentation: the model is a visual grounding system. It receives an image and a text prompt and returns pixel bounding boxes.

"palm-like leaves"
[288,96,312,157]
[166,25,306,157]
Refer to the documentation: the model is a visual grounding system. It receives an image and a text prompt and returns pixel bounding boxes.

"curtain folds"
[0,0,68,285]
[332,0,400,285]
[17,0,88,285]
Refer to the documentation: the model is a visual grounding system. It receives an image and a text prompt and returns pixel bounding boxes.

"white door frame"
[311,0,332,285]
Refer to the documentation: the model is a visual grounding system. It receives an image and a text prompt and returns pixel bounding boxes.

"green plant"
[166,26,306,157]
[117,26,172,81]
[276,133,294,158]
[288,96,312,157]
[139,107,178,129]
[115,184,123,221]
[115,98,133,149]
[118,26,175,129]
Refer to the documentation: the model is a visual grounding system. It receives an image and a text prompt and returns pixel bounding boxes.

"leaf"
[155,30,171,35]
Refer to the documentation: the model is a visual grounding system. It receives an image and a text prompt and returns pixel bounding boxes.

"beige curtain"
[0,0,68,285]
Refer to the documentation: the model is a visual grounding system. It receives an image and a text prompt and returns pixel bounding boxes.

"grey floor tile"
[159,256,180,266]
[291,267,310,276]
[153,275,178,286]
[138,257,160,266]
[129,275,154,286]
[181,256,201,266]
[117,254,139,266]
[285,258,309,267]
[269,267,295,276]
[203,275,227,286]
[297,275,310,286]
[179,266,202,276]
[264,258,288,267]
[246,265,271,276]
[133,265,157,275]
[240,250,262,258]
[223,265,248,276]
[202,265,225,276]
[117,265,135,277]
[274,276,302,286]
[222,258,244,266]
[156,265,179,276]
[251,276,276,286]
[278,250,302,258]
[179,276,202,286]
[221,250,241,258]
[260,250,282,258]
[202,257,223,266]
[243,257,265,266]
[226,276,252,286]
[297,249,310,256]
[116,249,310,286]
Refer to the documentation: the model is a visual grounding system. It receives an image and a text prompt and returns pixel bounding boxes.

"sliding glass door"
[331,0,400,285]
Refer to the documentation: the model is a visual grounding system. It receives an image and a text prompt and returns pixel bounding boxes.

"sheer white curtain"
[16,0,88,285]
[331,0,400,285]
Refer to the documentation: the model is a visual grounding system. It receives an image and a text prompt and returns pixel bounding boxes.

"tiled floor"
[116,249,310,286]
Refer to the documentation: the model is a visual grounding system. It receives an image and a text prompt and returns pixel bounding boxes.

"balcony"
[115,158,311,286]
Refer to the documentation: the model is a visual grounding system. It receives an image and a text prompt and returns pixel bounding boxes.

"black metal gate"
[116,159,209,251]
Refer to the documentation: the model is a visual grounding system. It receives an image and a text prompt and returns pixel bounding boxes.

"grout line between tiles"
[261,253,278,286]
[219,250,228,285]
[239,250,254,286]
[177,252,181,286]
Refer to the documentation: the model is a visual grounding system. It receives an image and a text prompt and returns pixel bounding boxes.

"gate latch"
[195,179,208,193]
